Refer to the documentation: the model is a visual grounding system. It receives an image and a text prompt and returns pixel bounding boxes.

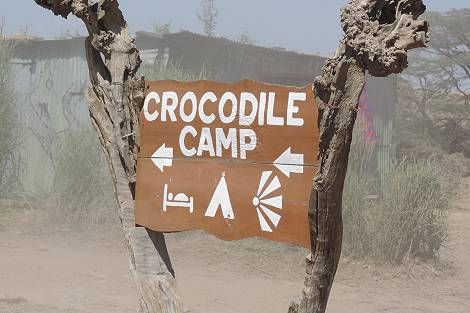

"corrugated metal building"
[136,31,326,86]
[11,31,396,194]
[12,39,90,193]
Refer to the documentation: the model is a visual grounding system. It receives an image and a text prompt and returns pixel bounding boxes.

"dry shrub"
[372,159,452,263]
[342,125,376,258]
[438,153,470,178]
[343,128,454,264]
[48,128,116,227]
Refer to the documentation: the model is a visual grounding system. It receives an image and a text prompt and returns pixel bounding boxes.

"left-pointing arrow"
[151,143,173,172]
[273,147,304,178]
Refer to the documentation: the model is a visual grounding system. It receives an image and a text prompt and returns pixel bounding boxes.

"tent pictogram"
[205,173,235,220]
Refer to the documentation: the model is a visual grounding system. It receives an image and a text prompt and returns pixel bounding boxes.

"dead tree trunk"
[33,1,429,313]
[33,1,182,312]
[289,1,429,312]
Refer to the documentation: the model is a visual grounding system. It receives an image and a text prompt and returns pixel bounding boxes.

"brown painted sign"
[135,79,319,248]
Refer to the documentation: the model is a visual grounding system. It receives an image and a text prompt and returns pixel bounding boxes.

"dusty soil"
[1,179,469,313]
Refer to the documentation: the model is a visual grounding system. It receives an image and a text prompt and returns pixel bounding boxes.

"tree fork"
[33,1,429,313]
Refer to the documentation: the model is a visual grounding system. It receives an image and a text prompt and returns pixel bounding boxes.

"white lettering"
[287,92,305,126]
[266,92,284,126]
[180,92,198,123]
[258,92,267,126]
[143,92,160,122]
[199,92,217,124]
[239,92,258,126]
[215,128,237,158]
[219,92,238,124]
[179,125,197,157]
[161,91,178,122]
[239,129,257,160]
[197,127,216,156]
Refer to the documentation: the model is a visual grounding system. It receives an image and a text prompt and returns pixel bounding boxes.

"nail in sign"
[135,79,320,248]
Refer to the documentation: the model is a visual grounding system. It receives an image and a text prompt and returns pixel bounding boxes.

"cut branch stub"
[341,0,429,77]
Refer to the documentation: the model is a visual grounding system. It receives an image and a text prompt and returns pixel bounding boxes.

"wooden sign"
[135,79,319,248]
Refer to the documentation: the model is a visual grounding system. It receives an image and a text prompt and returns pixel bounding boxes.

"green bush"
[342,129,453,264]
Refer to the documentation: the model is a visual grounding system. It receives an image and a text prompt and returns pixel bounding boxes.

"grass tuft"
[343,127,454,264]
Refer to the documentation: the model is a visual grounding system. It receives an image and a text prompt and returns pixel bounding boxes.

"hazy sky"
[3,0,469,54]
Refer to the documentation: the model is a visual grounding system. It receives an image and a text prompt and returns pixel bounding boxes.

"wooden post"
[289,1,429,312]
[33,1,182,312]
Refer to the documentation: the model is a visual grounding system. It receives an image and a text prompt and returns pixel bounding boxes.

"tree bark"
[33,1,182,312]
[293,57,365,313]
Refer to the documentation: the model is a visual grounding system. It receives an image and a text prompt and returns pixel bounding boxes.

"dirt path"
[1,179,469,313]
[0,232,138,313]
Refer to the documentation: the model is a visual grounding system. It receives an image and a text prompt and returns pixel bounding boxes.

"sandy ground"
[1,179,469,313]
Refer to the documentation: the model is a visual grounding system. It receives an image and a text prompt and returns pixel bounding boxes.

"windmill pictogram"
[252,171,283,232]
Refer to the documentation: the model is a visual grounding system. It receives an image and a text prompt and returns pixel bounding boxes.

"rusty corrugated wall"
[137,31,326,86]
[368,75,397,191]
[359,74,397,192]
